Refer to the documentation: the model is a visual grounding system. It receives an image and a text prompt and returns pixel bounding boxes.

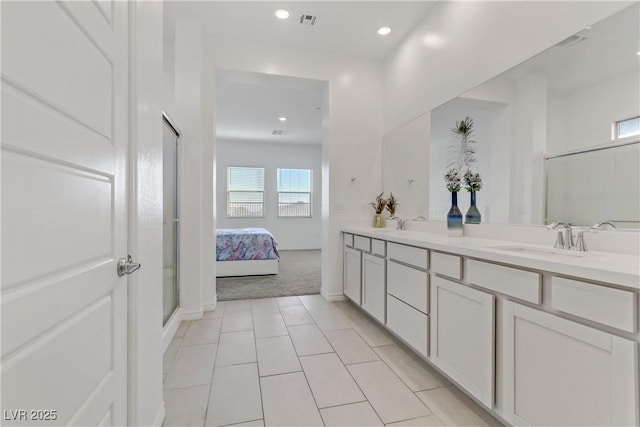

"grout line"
[219,419,263,427]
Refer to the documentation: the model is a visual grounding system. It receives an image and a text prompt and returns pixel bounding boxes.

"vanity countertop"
[342,227,640,290]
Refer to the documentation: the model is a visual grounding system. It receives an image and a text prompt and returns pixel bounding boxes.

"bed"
[215,228,280,277]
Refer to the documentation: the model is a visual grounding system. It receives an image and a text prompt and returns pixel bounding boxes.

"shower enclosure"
[163,113,180,325]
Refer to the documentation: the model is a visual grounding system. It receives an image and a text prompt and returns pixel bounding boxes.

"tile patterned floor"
[163,295,501,427]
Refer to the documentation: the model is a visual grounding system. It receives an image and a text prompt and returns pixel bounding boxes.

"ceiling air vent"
[299,14,317,25]
[272,130,288,136]
[555,35,587,48]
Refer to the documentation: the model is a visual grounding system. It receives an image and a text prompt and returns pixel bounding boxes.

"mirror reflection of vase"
[465,191,482,224]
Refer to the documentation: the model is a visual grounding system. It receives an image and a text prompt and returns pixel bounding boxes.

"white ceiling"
[164,1,436,60]
[215,70,324,145]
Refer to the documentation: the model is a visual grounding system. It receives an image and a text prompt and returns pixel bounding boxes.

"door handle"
[117,255,141,277]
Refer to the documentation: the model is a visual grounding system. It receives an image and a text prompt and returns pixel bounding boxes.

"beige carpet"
[216,250,321,301]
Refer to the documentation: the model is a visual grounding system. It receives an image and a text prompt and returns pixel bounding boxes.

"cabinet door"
[344,247,362,304]
[362,253,385,323]
[430,276,494,408]
[502,301,639,426]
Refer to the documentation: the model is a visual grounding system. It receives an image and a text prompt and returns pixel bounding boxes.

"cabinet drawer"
[371,239,386,257]
[388,242,428,270]
[387,295,428,357]
[467,260,541,304]
[551,277,637,333]
[344,233,354,247]
[431,252,462,279]
[387,261,428,314]
[354,235,371,252]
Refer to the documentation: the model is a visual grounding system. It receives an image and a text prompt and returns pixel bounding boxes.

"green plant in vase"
[386,193,399,219]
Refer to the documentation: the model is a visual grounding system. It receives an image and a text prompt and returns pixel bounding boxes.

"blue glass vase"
[447,192,463,236]
[465,191,482,224]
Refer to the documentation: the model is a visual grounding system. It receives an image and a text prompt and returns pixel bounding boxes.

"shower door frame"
[162,111,181,328]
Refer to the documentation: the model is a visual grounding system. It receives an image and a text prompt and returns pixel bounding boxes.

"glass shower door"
[163,116,179,325]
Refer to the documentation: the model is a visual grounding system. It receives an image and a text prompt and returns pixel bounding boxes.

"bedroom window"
[277,168,312,218]
[227,166,265,217]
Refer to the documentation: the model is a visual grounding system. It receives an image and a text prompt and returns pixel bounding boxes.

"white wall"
[129,1,165,425]
[216,140,322,250]
[207,39,384,300]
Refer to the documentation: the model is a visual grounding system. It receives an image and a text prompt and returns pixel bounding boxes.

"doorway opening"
[213,69,328,301]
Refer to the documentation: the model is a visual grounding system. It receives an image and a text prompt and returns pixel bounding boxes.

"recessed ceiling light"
[636,51,640,56]
[377,26,391,36]
[278,116,287,122]
[275,9,290,20]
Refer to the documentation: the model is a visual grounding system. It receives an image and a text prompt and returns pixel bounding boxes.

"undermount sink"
[493,245,591,258]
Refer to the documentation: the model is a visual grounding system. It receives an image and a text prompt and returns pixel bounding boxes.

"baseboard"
[321,287,345,301]
[162,307,182,353]
[203,295,217,312]
[153,402,165,427]
[181,308,204,321]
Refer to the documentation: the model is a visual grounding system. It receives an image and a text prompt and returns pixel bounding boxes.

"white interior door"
[1,1,129,425]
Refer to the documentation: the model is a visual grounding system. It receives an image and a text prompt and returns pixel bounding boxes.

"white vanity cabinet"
[343,246,362,304]
[502,301,639,426]
[362,253,386,323]
[430,276,495,408]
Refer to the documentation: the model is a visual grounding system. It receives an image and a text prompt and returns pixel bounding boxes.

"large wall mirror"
[385,3,640,229]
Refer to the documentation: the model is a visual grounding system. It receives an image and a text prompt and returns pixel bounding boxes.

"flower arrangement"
[370,192,387,214]
[444,169,462,192]
[464,170,482,192]
[447,116,476,172]
[385,193,399,217]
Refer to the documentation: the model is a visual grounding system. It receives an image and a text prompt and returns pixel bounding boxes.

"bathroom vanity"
[342,227,639,426]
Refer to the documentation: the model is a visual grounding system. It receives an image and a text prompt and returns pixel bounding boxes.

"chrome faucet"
[592,221,616,230]
[396,218,406,230]
[549,222,574,250]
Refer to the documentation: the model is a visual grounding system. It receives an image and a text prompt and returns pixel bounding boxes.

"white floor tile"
[253,312,288,338]
[204,302,224,319]
[307,307,353,331]
[260,372,323,427]
[216,331,257,367]
[415,387,499,427]
[320,401,384,427]
[348,361,431,424]
[352,317,396,347]
[276,296,303,307]
[163,337,183,375]
[279,305,314,326]
[224,300,252,312]
[288,324,333,356]
[221,310,253,333]
[386,415,446,426]
[206,363,263,427]
[300,353,366,408]
[298,294,330,311]
[332,300,367,320]
[164,344,217,389]
[373,345,449,392]
[182,318,223,346]
[251,298,280,314]
[220,420,264,427]
[163,385,210,427]
[324,329,379,365]
[174,321,190,338]
[256,336,301,377]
